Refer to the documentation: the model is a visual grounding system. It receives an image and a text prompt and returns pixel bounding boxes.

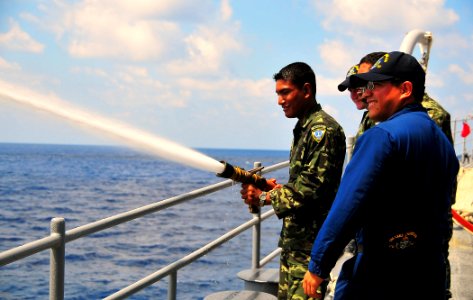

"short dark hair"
[273,62,317,96]
[412,83,425,102]
[359,51,387,65]
[391,79,425,102]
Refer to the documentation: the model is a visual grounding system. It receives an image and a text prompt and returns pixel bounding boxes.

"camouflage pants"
[278,250,327,300]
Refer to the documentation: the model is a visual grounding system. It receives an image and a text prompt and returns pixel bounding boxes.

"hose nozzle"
[216,161,267,213]
[216,161,266,189]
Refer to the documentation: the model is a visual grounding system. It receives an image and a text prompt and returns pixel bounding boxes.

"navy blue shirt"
[308,104,459,299]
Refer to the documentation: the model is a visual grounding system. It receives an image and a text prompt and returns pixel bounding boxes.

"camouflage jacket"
[355,94,453,143]
[422,93,453,144]
[352,93,453,147]
[270,103,346,251]
[422,93,457,203]
[354,110,376,150]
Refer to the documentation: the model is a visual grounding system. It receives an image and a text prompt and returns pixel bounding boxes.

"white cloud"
[312,0,461,66]
[167,76,276,119]
[166,25,242,75]
[434,32,472,58]
[28,1,222,61]
[315,0,458,34]
[65,6,179,60]
[220,0,233,21]
[312,0,465,96]
[316,74,344,96]
[70,66,108,78]
[0,19,44,53]
[178,77,272,102]
[67,63,185,110]
[26,0,244,74]
[448,64,473,85]
[319,39,356,73]
[106,68,185,108]
[0,56,21,71]
[122,66,149,78]
[90,0,200,17]
[425,72,444,88]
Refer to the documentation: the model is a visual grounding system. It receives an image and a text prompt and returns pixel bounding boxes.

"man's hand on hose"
[240,178,279,207]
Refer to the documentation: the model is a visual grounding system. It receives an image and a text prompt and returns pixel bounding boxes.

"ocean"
[0,143,290,300]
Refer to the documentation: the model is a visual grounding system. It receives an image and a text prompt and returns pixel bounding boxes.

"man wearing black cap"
[302,51,459,300]
[338,52,386,149]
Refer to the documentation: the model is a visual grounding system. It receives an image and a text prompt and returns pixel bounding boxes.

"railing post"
[252,162,262,269]
[463,135,467,162]
[168,271,177,300]
[50,217,65,300]
[346,136,355,164]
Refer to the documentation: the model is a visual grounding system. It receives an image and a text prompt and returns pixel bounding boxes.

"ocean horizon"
[0,143,290,299]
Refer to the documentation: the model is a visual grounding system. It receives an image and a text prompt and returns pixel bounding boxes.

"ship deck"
[450,223,473,299]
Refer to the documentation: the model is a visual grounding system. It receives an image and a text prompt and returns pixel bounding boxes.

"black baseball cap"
[351,51,425,88]
[337,64,359,92]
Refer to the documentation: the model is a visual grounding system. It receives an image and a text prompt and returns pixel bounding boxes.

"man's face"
[276,79,310,118]
[348,62,372,110]
[349,88,366,110]
[361,81,405,122]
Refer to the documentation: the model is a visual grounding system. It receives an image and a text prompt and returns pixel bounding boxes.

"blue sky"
[1,0,472,154]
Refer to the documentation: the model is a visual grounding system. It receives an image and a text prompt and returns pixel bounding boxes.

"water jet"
[0,79,271,209]
[0,79,225,174]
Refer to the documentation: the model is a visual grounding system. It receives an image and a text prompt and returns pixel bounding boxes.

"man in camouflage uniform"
[422,92,456,299]
[422,93,454,144]
[335,53,386,264]
[240,62,346,299]
[338,52,386,147]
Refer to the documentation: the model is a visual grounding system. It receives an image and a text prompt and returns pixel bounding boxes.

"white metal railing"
[1,125,470,299]
[0,160,289,300]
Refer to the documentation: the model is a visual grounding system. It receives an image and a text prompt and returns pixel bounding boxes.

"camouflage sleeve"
[422,93,456,202]
[271,121,346,218]
[422,93,454,144]
[354,111,376,147]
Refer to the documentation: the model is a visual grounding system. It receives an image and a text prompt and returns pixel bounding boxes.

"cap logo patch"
[346,65,359,77]
[372,53,390,70]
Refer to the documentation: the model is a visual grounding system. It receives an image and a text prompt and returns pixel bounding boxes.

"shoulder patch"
[311,125,326,142]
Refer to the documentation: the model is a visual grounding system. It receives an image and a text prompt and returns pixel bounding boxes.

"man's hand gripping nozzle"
[216,161,266,213]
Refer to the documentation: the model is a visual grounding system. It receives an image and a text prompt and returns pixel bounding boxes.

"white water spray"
[0,79,225,174]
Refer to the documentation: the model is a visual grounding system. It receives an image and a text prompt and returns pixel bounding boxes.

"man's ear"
[400,81,413,99]
[303,83,312,98]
